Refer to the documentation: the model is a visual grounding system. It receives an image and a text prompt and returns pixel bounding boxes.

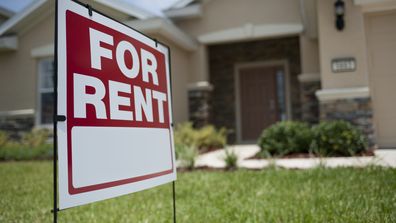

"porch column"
[298,73,321,124]
[187,81,213,128]
[316,87,375,146]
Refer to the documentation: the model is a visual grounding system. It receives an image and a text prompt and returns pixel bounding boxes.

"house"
[0,5,13,21]
[0,0,395,148]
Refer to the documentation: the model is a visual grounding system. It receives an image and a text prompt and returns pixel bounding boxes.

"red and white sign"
[57,0,176,209]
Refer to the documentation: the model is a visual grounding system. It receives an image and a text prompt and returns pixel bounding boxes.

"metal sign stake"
[172,181,177,223]
[53,0,59,222]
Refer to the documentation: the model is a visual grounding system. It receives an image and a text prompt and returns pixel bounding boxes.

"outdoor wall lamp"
[334,0,345,31]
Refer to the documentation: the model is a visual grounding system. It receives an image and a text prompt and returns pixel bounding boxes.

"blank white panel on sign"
[71,127,172,188]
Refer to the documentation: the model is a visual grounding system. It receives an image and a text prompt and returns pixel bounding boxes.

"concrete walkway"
[194,144,396,169]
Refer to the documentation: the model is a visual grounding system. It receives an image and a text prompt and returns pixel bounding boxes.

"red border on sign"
[65,11,174,195]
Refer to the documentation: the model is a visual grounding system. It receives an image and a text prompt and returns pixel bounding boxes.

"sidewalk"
[194,144,396,169]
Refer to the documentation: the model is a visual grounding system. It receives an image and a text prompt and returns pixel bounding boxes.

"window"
[276,69,287,121]
[38,58,54,125]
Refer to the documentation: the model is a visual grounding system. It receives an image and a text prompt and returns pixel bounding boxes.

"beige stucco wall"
[358,0,396,11]
[168,42,189,123]
[299,35,319,74]
[317,0,369,89]
[177,0,302,37]
[187,44,208,82]
[299,0,320,76]
[0,11,54,112]
[175,0,303,83]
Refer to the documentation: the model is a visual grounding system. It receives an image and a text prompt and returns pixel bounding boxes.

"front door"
[237,65,286,142]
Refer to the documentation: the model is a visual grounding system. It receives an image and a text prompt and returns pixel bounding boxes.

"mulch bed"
[198,147,223,154]
[248,148,376,160]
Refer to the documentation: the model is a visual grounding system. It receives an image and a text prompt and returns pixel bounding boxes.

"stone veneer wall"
[300,81,321,124]
[0,115,35,139]
[188,86,212,128]
[319,97,375,146]
[208,36,301,143]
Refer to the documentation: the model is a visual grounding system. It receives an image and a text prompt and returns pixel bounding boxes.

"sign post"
[54,0,177,219]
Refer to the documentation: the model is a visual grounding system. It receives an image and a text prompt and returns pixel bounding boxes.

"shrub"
[0,144,52,161]
[0,129,52,161]
[224,148,238,170]
[22,129,50,148]
[176,144,198,170]
[257,121,313,157]
[0,131,9,147]
[173,122,227,170]
[310,120,368,156]
[195,125,227,152]
[174,122,198,150]
[174,122,227,152]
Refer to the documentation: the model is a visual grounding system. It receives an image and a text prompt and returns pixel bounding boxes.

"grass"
[0,162,395,223]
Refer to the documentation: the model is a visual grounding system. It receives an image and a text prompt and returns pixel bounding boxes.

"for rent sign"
[57,0,176,209]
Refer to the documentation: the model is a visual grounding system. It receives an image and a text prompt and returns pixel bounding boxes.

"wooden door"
[238,66,280,142]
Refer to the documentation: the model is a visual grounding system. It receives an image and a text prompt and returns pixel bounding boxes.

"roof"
[93,0,156,19]
[0,6,14,18]
[125,18,198,51]
[0,0,197,52]
[0,0,157,36]
[0,0,47,36]
[168,0,197,9]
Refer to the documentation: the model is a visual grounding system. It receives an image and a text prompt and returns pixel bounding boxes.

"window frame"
[36,57,55,128]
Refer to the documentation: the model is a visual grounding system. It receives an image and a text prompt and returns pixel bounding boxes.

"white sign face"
[57,0,176,209]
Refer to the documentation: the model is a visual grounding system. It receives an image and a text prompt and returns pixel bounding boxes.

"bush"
[175,144,198,170]
[0,129,52,161]
[195,125,227,152]
[174,122,198,150]
[0,131,9,147]
[174,122,227,152]
[258,121,313,157]
[310,120,368,156]
[0,144,52,161]
[224,148,238,170]
[173,122,227,170]
[22,129,50,148]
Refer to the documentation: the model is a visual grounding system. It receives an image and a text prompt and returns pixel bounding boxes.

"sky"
[0,0,180,14]
[0,0,33,12]
[123,0,180,17]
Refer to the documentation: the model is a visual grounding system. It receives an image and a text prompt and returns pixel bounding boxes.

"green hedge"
[0,129,52,161]
[310,121,368,156]
[258,121,313,157]
[0,144,53,161]
[257,120,368,157]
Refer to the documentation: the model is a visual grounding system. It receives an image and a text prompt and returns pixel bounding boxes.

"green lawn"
[0,162,395,223]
